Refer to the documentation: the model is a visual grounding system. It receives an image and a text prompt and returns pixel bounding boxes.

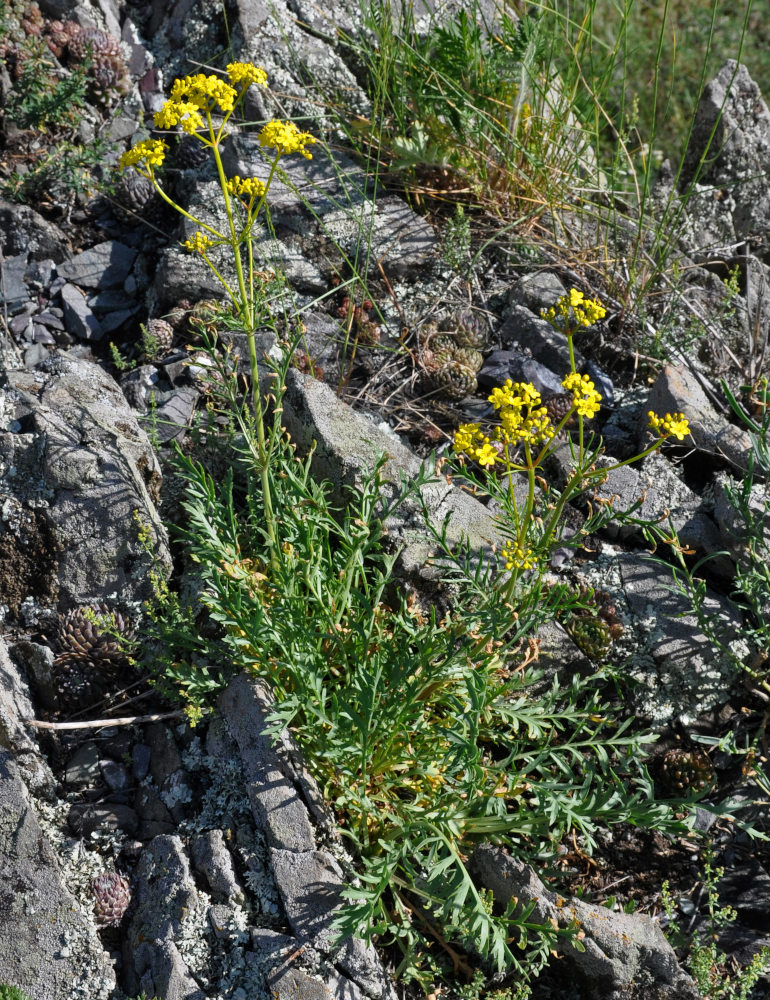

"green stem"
[209,113,281,572]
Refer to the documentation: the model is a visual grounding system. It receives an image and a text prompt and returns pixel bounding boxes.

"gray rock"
[61,282,105,341]
[270,847,346,950]
[132,742,152,781]
[24,343,51,367]
[478,348,565,398]
[712,472,770,566]
[508,271,567,312]
[99,308,140,335]
[1,252,31,314]
[100,759,131,792]
[8,637,58,713]
[0,637,56,796]
[469,844,699,998]
[0,199,69,262]
[67,802,139,837]
[645,364,753,472]
[65,741,102,786]
[57,241,138,290]
[153,386,201,443]
[576,550,745,726]
[498,303,589,378]
[280,368,504,585]
[558,446,729,570]
[0,747,116,1000]
[124,835,206,1000]
[0,353,170,610]
[682,61,770,246]
[191,829,245,902]
[218,674,317,852]
[120,364,163,412]
[134,782,175,838]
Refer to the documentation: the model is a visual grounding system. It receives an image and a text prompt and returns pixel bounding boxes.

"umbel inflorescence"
[451,290,691,576]
[120,62,317,575]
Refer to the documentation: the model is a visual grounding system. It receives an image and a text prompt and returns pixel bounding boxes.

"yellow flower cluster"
[543,288,607,330]
[183,231,214,254]
[226,175,267,200]
[226,62,268,89]
[154,73,238,132]
[647,411,691,441]
[454,424,500,467]
[453,380,555,466]
[501,542,536,571]
[258,120,316,159]
[562,371,602,418]
[119,138,168,170]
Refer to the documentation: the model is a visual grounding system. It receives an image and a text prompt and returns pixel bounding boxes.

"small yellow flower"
[475,441,499,468]
[226,175,267,200]
[119,138,168,170]
[454,422,481,455]
[258,120,316,159]
[648,411,690,441]
[226,62,268,90]
[170,73,238,114]
[154,100,204,132]
[501,542,536,571]
[182,231,214,254]
[562,371,602,419]
[543,289,606,331]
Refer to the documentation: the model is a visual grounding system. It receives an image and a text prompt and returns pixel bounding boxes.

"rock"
[508,271,567,312]
[1,252,31,314]
[100,759,130,792]
[131,742,152,781]
[0,353,170,612]
[555,446,730,571]
[712,472,770,565]
[0,637,56,796]
[0,747,117,1000]
[498,303,589,378]
[191,829,245,903]
[67,802,139,837]
[469,844,699,999]
[682,61,770,247]
[280,367,504,585]
[645,364,753,472]
[576,551,744,726]
[65,741,102,786]
[0,198,70,262]
[270,848,346,950]
[218,675,318,852]
[60,283,105,341]
[134,783,175,839]
[716,859,770,928]
[8,637,58,713]
[124,835,206,1000]
[153,386,201,443]
[57,241,138,289]
[477,348,565,397]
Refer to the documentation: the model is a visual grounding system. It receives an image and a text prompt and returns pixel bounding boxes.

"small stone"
[57,241,138,290]
[68,803,139,837]
[131,743,151,781]
[33,325,57,344]
[101,759,130,792]
[60,283,104,341]
[65,742,102,785]
[24,343,50,367]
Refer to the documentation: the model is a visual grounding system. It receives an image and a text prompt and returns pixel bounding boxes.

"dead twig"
[25,710,186,731]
